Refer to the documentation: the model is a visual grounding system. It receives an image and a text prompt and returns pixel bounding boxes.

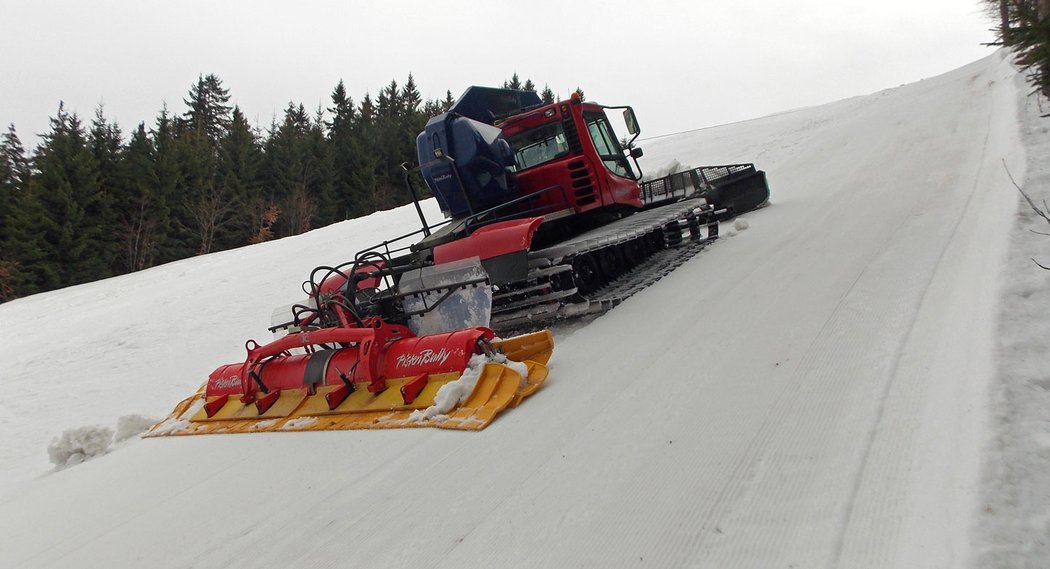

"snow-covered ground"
[0,51,1045,568]
[974,79,1050,567]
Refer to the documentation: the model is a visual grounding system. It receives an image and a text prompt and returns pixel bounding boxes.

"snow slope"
[0,52,1034,568]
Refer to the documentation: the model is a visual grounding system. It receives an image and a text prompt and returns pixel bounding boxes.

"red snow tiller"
[148,85,769,436]
[147,258,553,436]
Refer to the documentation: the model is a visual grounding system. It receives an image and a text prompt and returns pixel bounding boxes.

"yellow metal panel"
[493,330,554,365]
[190,388,309,422]
[296,372,462,416]
[511,360,548,407]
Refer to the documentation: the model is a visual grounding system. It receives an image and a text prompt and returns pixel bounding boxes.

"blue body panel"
[416,87,543,219]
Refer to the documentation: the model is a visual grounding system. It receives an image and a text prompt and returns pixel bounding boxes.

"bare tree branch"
[1003,159,1050,270]
[1003,158,1050,225]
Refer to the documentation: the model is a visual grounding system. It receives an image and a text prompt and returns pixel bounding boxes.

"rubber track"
[585,237,715,310]
[491,236,715,333]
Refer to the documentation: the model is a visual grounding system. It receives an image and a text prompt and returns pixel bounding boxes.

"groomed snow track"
[0,52,1027,568]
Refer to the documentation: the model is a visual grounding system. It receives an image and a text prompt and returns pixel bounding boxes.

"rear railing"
[462,184,569,233]
[640,163,759,207]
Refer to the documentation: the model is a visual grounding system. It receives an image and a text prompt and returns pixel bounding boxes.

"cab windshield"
[506,121,569,171]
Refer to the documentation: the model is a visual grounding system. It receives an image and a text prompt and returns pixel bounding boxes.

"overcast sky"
[1,0,996,149]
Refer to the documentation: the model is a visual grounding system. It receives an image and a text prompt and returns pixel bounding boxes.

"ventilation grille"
[567,159,596,206]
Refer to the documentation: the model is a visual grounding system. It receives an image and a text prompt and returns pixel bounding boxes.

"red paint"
[400,373,429,405]
[432,217,542,265]
[498,98,643,215]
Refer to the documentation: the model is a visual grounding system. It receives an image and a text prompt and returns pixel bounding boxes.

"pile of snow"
[410,353,489,421]
[46,414,157,470]
[410,352,528,422]
[115,414,157,442]
[47,426,113,469]
[725,216,751,237]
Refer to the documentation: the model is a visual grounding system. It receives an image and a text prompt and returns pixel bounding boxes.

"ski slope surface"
[0,52,1040,568]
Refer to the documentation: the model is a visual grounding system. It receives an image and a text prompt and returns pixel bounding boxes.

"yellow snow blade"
[144,330,553,437]
[494,329,554,365]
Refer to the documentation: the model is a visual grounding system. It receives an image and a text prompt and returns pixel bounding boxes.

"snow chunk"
[642,158,691,181]
[48,426,113,469]
[409,353,528,422]
[148,398,204,436]
[115,414,158,442]
[250,419,280,430]
[500,357,529,387]
[410,354,489,422]
[733,217,750,232]
[280,417,318,430]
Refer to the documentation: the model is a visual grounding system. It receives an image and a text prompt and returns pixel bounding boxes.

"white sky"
[1,0,996,149]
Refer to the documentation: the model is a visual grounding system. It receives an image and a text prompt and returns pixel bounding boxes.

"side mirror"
[630,147,644,159]
[623,108,639,135]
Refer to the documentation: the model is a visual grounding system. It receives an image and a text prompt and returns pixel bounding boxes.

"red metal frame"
[202,318,496,416]
[432,217,543,265]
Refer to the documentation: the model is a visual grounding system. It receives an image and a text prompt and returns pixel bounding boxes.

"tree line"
[989,0,1050,98]
[0,73,566,302]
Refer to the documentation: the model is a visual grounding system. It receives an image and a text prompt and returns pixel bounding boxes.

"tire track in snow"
[827,82,996,569]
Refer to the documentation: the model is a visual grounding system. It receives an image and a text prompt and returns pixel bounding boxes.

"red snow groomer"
[148,86,769,435]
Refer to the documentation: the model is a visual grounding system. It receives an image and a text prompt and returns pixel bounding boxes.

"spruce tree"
[328,80,358,220]
[327,80,356,133]
[374,79,410,207]
[377,80,402,118]
[150,106,184,262]
[0,125,30,300]
[305,108,336,227]
[114,123,167,271]
[89,105,123,273]
[359,93,376,124]
[986,1,1050,98]
[0,124,29,246]
[181,74,232,145]
[504,73,522,90]
[32,104,109,288]
[351,93,380,213]
[540,85,555,104]
[3,182,48,297]
[263,103,315,236]
[422,98,443,117]
[175,128,218,254]
[402,74,422,115]
[215,106,262,248]
[177,75,237,254]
